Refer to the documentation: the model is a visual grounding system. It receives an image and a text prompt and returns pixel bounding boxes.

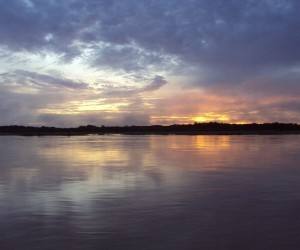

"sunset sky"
[1,0,300,126]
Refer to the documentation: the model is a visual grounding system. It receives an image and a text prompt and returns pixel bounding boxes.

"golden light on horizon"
[149,112,235,125]
[192,112,230,123]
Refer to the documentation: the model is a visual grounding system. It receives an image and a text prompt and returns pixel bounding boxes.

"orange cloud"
[148,89,300,125]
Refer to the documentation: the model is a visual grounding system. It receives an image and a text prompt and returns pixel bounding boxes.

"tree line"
[0,122,300,135]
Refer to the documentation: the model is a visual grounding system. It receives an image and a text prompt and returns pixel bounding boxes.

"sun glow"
[192,112,230,123]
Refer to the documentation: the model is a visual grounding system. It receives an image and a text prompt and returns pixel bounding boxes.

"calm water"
[1,135,300,249]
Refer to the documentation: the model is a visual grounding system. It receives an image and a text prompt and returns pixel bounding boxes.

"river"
[1,135,300,249]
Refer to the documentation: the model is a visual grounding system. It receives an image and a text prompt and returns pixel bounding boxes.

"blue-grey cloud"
[1,0,299,84]
[142,75,167,92]
[91,44,169,72]
[0,70,88,89]
[102,75,167,97]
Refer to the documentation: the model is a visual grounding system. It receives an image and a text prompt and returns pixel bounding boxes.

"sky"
[0,0,300,127]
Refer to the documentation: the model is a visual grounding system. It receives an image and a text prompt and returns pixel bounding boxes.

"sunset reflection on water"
[1,135,300,249]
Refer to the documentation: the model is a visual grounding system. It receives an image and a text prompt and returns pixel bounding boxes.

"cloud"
[102,75,167,97]
[0,70,90,125]
[0,69,159,126]
[1,0,299,80]
[142,75,167,91]
[150,88,300,124]
[36,110,150,127]
[0,70,89,90]
[1,0,300,125]
[91,44,171,73]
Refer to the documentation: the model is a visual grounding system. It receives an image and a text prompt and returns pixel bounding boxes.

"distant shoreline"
[1,123,300,136]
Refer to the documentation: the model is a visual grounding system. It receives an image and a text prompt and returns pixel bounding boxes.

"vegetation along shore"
[0,122,300,136]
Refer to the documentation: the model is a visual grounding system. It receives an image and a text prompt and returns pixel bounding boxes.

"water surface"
[1,135,300,249]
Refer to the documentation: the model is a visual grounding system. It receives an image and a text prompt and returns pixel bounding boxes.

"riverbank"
[1,123,300,136]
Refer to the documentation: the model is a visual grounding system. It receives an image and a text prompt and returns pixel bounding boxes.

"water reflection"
[1,135,300,249]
